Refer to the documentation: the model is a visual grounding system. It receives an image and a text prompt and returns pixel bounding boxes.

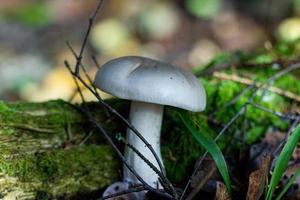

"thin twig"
[249,102,297,120]
[180,61,300,199]
[197,58,300,76]
[64,60,167,179]
[65,93,173,198]
[212,71,300,102]
[71,104,174,199]
[66,41,96,90]
[74,0,104,75]
[180,106,246,200]
[210,84,255,117]
[120,137,177,198]
[259,62,300,101]
[64,60,175,198]
[63,0,174,193]
[92,55,101,69]
[273,116,300,156]
[66,41,110,117]
[66,54,175,198]
[65,0,168,183]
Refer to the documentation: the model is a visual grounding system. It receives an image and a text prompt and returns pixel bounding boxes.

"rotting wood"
[0,100,122,199]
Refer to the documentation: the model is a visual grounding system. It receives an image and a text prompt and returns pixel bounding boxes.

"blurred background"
[0,0,299,102]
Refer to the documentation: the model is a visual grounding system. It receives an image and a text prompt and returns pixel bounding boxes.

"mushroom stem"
[124,101,164,188]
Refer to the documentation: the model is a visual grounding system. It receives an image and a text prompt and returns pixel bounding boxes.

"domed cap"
[94,56,206,112]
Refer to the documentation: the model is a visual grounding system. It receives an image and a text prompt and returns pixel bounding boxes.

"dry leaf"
[215,181,231,200]
[246,155,272,200]
[191,158,219,188]
[250,132,284,169]
[186,159,217,200]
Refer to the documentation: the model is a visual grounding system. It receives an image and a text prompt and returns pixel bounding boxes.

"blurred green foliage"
[3,1,50,27]
[294,0,300,13]
[185,0,222,19]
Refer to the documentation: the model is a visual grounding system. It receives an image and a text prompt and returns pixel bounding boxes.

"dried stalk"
[212,71,300,102]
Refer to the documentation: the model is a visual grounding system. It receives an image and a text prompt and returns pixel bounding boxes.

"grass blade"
[266,124,300,200]
[179,113,232,193]
[275,167,300,200]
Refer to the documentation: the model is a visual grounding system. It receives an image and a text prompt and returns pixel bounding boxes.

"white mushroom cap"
[94,56,206,112]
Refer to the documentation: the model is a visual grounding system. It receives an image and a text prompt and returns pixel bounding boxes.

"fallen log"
[0,99,205,199]
[0,100,122,199]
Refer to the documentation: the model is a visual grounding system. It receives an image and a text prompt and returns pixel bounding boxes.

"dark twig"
[92,55,101,69]
[70,103,173,199]
[119,136,177,198]
[74,0,104,75]
[63,67,173,198]
[241,104,249,150]
[63,0,175,195]
[63,0,175,198]
[249,102,298,120]
[66,41,111,117]
[211,71,300,102]
[258,62,300,102]
[197,58,300,76]
[66,41,96,89]
[211,84,255,116]
[273,116,300,156]
[180,106,246,200]
[64,0,168,183]
[65,60,167,178]
[73,75,86,103]
[64,60,175,197]
[180,61,300,199]
[63,79,148,187]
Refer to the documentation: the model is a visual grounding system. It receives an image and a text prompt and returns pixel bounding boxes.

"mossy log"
[0,100,124,200]
[0,99,215,200]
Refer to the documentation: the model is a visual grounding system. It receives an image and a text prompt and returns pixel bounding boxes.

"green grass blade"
[179,113,232,193]
[266,124,300,200]
[275,167,300,200]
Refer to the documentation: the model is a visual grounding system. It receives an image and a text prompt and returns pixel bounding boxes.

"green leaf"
[275,167,300,200]
[179,113,231,193]
[266,124,300,200]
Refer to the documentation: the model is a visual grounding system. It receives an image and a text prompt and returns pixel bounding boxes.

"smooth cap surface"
[94,56,206,112]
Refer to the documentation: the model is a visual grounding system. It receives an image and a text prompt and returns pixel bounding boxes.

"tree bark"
[0,100,123,200]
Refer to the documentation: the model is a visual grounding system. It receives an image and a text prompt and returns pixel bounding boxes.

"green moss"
[162,109,210,183]
[275,74,300,94]
[0,101,9,112]
[245,126,265,144]
[0,145,118,196]
[3,100,82,126]
[254,53,274,64]
[217,80,243,106]
[0,71,297,188]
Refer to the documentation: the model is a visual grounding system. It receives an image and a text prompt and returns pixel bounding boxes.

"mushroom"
[102,182,139,200]
[94,56,206,195]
